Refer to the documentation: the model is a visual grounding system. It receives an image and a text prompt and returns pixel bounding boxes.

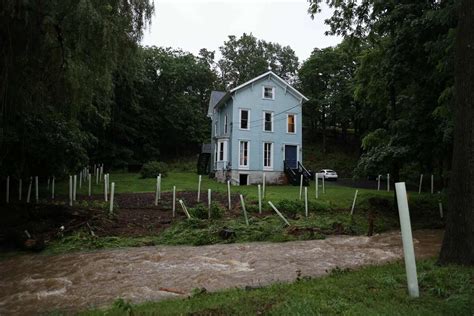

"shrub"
[188,202,224,220]
[140,161,168,178]
[276,199,305,218]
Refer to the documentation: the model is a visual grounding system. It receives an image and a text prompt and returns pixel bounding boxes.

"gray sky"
[141,0,341,62]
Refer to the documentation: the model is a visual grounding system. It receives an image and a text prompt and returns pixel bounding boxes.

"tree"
[438,0,474,265]
[217,33,299,87]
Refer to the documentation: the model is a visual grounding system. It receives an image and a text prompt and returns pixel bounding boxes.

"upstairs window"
[240,109,250,130]
[262,86,275,100]
[287,114,296,133]
[263,112,273,132]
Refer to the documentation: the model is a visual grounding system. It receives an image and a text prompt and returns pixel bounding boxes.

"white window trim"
[263,142,274,171]
[239,140,250,169]
[286,113,297,134]
[239,108,250,130]
[262,85,275,100]
[224,115,228,134]
[262,111,274,132]
[217,140,228,162]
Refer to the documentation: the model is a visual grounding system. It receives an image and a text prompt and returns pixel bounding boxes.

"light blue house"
[207,71,309,185]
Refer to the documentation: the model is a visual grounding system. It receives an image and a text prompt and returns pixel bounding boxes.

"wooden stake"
[109,182,115,214]
[239,194,249,226]
[395,182,419,298]
[268,201,290,226]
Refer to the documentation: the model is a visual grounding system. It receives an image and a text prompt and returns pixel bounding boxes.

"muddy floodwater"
[0,229,443,314]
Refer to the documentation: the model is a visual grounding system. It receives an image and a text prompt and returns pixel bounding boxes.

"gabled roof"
[207,90,227,117]
[231,71,309,101]
[209,71,309,116]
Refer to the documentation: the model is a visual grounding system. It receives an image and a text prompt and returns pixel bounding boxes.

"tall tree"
[217,33,299,87]
[438,0,474,265]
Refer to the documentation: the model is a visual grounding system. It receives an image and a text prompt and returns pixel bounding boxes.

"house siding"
[210,74,304,184]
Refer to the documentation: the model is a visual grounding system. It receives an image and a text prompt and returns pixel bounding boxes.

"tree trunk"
[438,0,474,265]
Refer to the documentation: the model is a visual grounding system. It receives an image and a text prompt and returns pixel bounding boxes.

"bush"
[276,199,305,218]
[140,161,168,178]
[188,203,224,220]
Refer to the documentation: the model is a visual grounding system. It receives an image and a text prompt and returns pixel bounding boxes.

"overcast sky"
[141,0,341,62]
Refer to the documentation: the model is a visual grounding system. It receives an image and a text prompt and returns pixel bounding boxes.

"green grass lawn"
[53,171,397,208]
[81,259,473,315]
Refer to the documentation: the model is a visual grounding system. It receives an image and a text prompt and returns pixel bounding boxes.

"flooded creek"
[0,229,443,314]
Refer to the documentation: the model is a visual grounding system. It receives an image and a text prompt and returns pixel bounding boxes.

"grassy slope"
[82,259,473,315]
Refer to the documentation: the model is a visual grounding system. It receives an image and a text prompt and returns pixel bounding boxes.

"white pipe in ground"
[304,187,308,217]
[258,184,262,214]
[26,177,32,203]
[350,190,359,216]
[268,201,290,226]
[197,175,202,202]
[239,194,249,226]
[395,182,420,298]
[172,186,176,218]
[418,174,423,194]
[208,189,211,219]
[299,174,303,200]
[109,182,115,214]
[227,180,231,211]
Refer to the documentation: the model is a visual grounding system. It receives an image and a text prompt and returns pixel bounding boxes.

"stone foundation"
[214,170,288,185]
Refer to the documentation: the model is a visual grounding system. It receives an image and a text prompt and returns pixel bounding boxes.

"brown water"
[0,229,443,315]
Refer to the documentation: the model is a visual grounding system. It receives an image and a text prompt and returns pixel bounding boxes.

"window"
[263,112,273,132]
[239,141,249,168]
[240,109,250,130]
[219,141,224,161]
[263,86,275,100]
[263,142,273,169]
[287,114,296,133]
[224,115,228,134]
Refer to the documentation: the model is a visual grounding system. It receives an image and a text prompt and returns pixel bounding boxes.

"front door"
[285,145,297,169]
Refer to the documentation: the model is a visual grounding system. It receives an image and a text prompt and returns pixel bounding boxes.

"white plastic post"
[350,190,359,216]
[172,186,176,218]
[96,168,99,184]
[431,174,434,194]
[395,182,420,298]
[227,180,231,210]
[109,182,115,214]
[69,176,73,206]
[377,175,381,191]
[268,201,290,226]
[299,174,303,200]
[26,178,32,203]
[262,173,266,199]
[100,165,103,182]
[104,174,108,202]
[304,187,308,217]
[239,194,249,226]
[79,172,82,189]
[35,176,39,202]
[51,176,55,199]
[158,174,161,200]
[197,175,202,202]
[73,175,77,201]
[6,176,9,203]
[178,199,191,219]
[322,176,325,194]
[154,176,159,206]
[418,174,423,194]
[387,173,390,192]
[208,188,211,219]
[315,174,319,199]
[19,178,22,201]
[88,173,91,197]
[258,184,262,214]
